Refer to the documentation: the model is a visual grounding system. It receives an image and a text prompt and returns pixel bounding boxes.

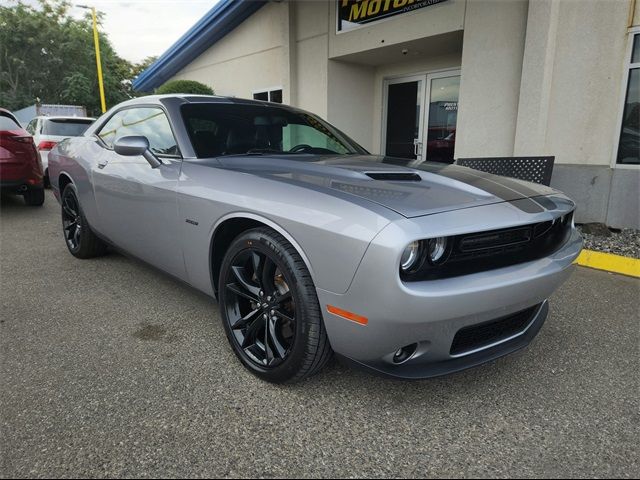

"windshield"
[181,103,366,158]
[43,118,93,137]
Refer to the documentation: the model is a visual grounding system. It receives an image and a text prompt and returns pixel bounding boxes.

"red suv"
[0,108,45,206]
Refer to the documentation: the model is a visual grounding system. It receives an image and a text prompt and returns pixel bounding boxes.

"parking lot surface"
[1,192,639,478]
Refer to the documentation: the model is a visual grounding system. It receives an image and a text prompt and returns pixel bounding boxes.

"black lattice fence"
[455,157,555,186]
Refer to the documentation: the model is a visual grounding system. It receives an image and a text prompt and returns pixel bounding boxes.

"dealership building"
[134,0,640,229]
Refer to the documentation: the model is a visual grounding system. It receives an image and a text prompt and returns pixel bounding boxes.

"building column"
[281,0,297,106]
[513,0,560,156]
[454,0,529,159]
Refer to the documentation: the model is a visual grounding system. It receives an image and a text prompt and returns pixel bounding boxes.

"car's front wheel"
[61,184,108,258]
[218,227,332,383]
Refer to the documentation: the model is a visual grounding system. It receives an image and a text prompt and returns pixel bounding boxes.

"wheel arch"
[58,171,74,194]
[209,213,317,298]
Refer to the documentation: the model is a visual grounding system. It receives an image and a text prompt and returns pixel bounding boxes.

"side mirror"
[113,135,162,168]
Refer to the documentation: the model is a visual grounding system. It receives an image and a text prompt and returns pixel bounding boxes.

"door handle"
[413,139,422,157]
[97,160,108,169]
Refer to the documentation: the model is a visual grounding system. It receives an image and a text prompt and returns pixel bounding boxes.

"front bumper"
[317,201,583,379]
[337,301,549,379]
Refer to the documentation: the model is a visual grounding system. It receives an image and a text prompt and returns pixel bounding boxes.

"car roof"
[116,94,297,110]
[35,116,96,122]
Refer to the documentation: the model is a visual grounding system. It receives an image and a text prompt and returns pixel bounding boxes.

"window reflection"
[426,76,459,164]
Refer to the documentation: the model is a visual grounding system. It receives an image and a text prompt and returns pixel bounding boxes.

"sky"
[4,0,218,64]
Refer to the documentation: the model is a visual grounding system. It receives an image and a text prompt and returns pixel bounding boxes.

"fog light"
[393,343,418,364]
[427,237,448,265]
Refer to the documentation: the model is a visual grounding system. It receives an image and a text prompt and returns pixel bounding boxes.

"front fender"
[178,162,397,296]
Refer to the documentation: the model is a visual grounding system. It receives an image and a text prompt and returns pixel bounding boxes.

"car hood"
[216,154,560,218]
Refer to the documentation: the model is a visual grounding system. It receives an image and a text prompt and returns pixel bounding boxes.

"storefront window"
[617,32,640,165]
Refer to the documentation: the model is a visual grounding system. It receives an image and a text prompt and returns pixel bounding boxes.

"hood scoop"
[365,172,422,182]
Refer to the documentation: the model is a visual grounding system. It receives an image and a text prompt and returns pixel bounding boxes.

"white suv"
[26,116,95,186]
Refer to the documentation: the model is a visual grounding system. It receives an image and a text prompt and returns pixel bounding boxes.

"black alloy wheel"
[224,248,296,368]
[62,188,82,252]
[60,184,108,259]
[219,228,332,383]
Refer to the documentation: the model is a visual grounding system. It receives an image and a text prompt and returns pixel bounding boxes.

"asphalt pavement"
[1,191,638,478]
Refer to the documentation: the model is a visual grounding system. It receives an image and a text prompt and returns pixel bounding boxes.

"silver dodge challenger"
[48,95,582,383]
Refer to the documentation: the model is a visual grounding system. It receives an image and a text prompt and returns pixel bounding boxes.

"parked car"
[47,95,582,383]
[0,108,45,206]
[25,116,94,186]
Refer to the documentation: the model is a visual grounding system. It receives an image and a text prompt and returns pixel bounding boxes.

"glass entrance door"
[383,76,424,160]
[383,71,460,163]
[425,72,460,164]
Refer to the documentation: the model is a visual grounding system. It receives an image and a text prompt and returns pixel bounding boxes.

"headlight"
[400,241,424,272]
[427,237,448,265]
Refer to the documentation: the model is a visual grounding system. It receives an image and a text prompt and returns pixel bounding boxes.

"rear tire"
[218,227,332,384]
[61,184,108,259]
[23,188,45,206]
[44,169,50,188]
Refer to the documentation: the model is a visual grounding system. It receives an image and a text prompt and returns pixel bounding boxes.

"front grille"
[403,211,573,281]
[450,304,540,356]
[459,226,531,252]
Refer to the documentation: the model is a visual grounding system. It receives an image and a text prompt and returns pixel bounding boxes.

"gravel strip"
[577,226,640,259]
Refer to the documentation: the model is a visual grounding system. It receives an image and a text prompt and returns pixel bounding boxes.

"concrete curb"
[575,249,640,278]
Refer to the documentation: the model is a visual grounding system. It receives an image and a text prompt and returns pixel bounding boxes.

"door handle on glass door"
[413,139,422,157]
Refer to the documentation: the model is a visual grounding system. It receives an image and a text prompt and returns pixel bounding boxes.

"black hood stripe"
[409,163,547,213]
[506,198,546,214]
[415,164,529,200]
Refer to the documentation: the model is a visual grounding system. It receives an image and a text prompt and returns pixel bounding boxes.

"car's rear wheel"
[61,184,108,258]
[218,227,332,384]
[23,188,45,206]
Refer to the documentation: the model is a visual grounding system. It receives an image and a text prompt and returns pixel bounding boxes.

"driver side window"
[98,107,180,156]
[98,110,127,148]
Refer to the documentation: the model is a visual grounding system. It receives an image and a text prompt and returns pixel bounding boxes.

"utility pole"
[78,5,107,113]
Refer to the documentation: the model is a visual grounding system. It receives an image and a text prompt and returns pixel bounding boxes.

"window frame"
[251,87,284,104]
[612,26,640,169]
[95,104,182,159]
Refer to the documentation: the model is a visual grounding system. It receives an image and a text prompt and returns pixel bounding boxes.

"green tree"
[132,55,157,79]
[156,80,214,96]
[0,0,137,115]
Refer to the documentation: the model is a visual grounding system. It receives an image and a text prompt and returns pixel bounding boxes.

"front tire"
[218,227,332,384]
[61,184,108,259]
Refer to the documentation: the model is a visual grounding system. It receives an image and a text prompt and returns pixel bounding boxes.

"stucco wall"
[327,60,375,149]
[454,0,529,159]
[294,1,330,117]
[514,0,631,166]
[170,2,287,99]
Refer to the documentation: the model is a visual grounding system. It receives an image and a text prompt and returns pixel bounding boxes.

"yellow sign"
[337,0,448,31]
